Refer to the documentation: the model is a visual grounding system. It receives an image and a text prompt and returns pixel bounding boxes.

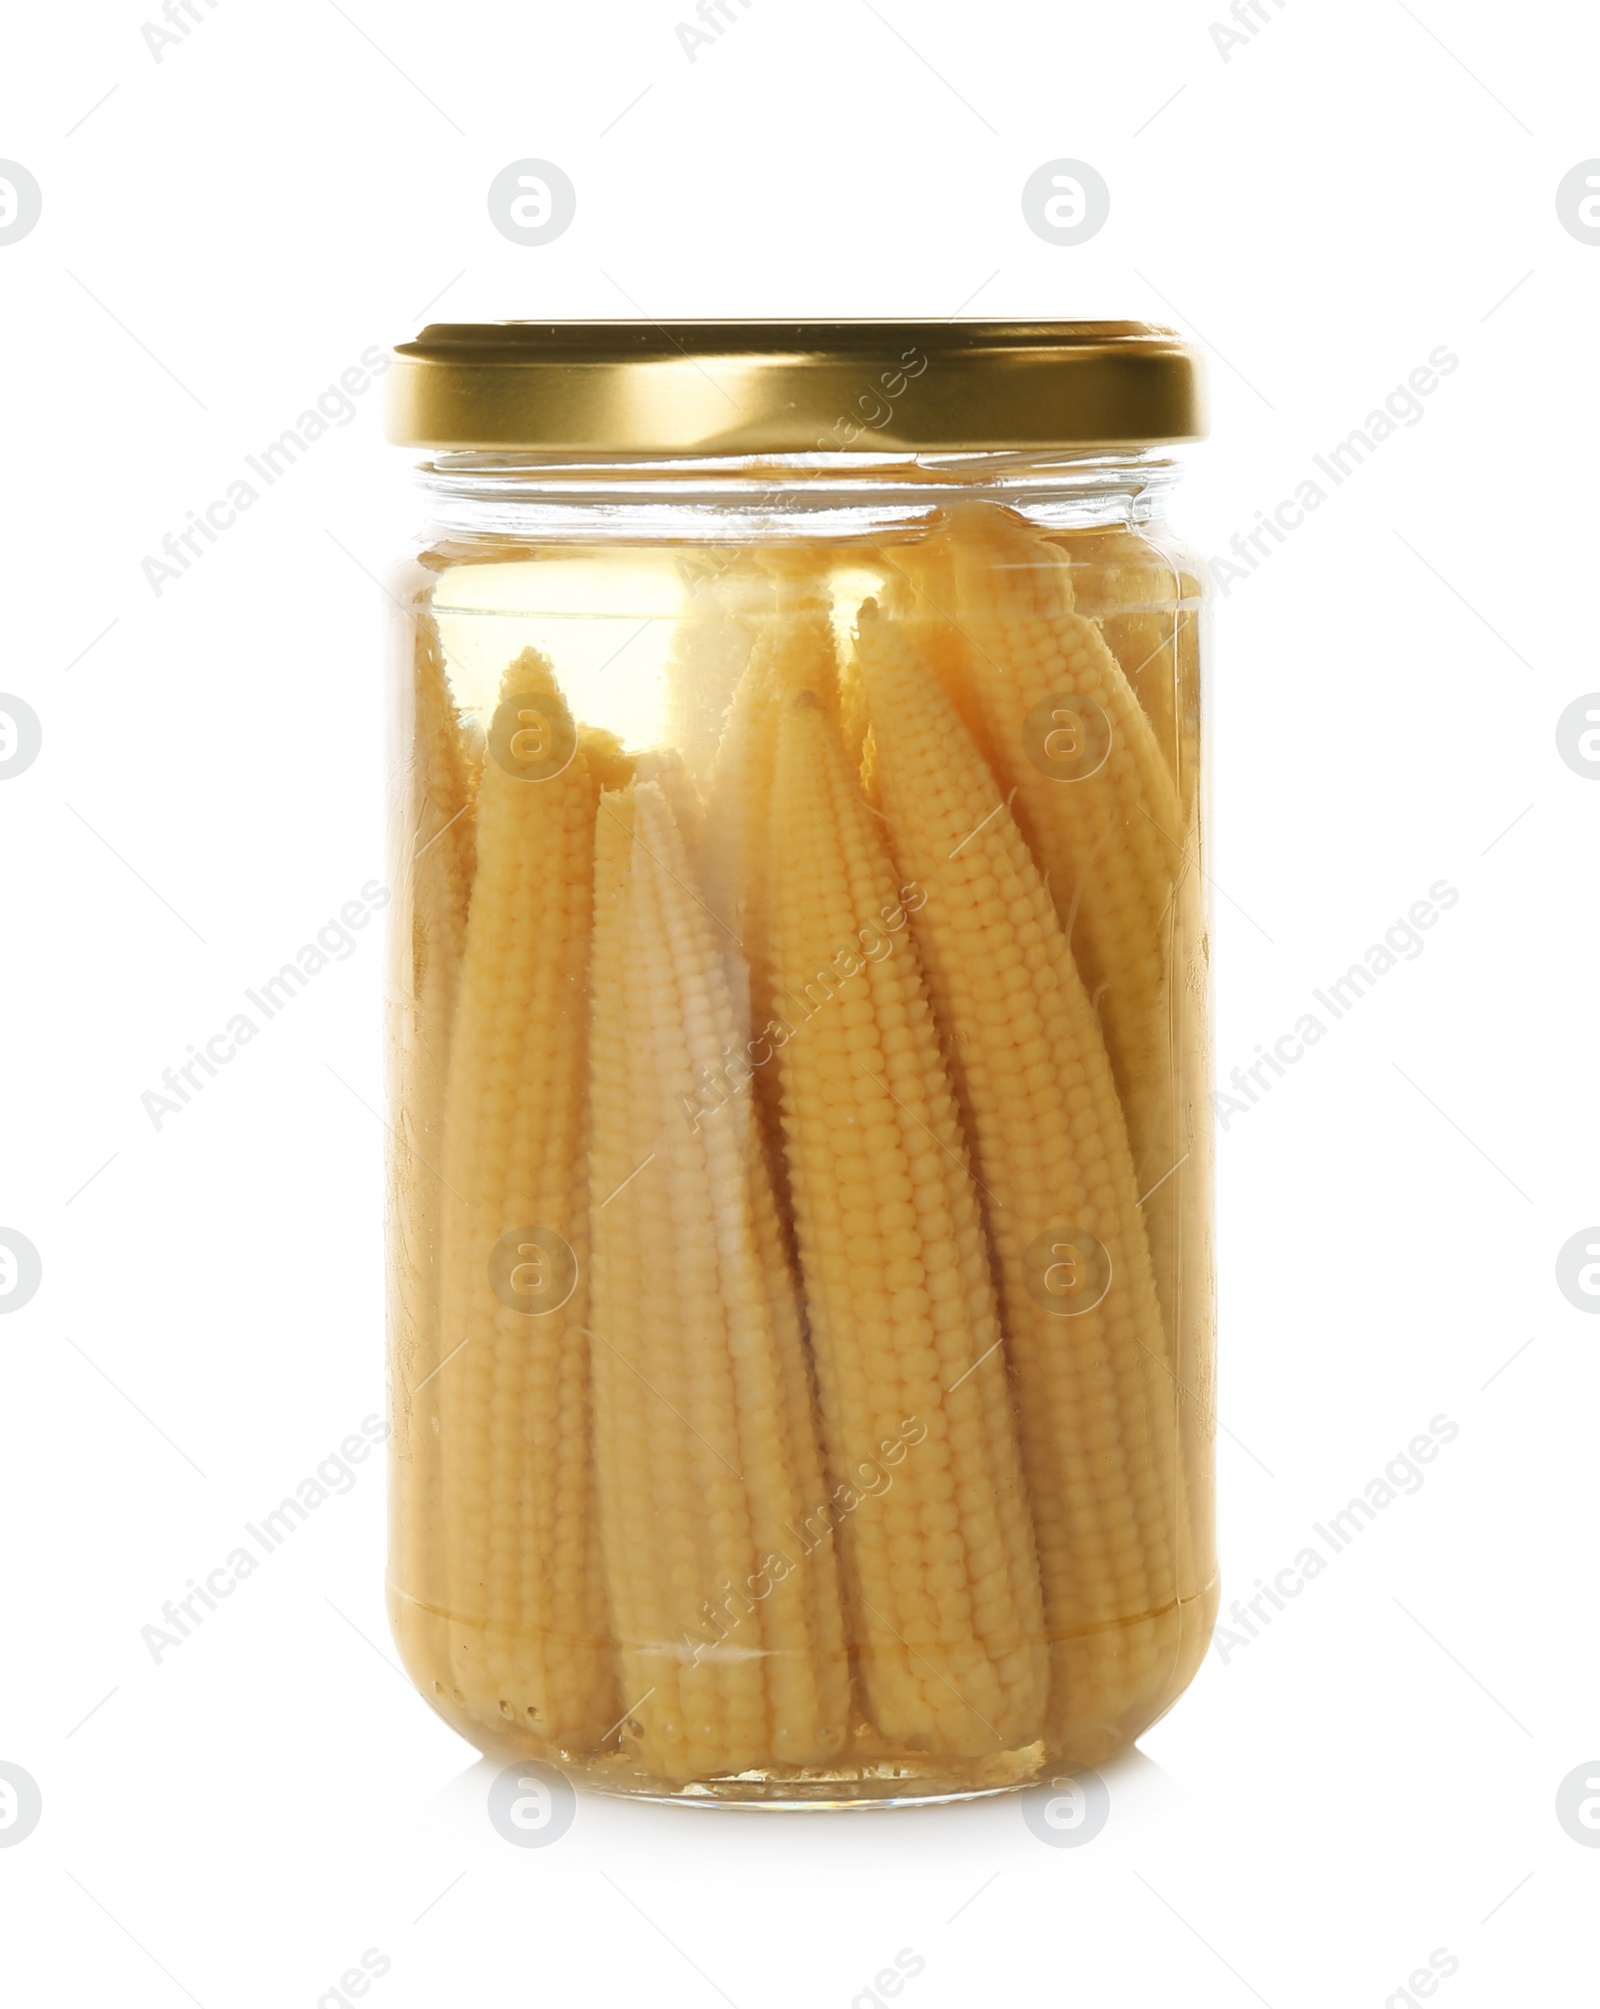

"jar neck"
[407,447,1187,543]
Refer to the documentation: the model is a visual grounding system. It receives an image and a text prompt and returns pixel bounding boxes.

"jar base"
[388,1575,1219,1807]
[567,1745,1051,1809]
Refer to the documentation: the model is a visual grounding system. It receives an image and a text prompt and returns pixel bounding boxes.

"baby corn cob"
[433,648,616,1751]
[702,569,839,946]
[664,561,761,791]
[389,610,478,1692]
[1063,527,1203,806]
[407,610,479,1004]
[701,568,842,1219]
[941,511,1189,1320]
[586,779,851,1782]
[1068,530,1216,1634]
[938,516,1215,1630]
[875,535,985,750]
[854,593,1184,1752]
[761,673,1048,1756]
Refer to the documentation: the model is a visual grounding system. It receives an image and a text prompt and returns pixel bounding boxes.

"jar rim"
[387,319,1206,456]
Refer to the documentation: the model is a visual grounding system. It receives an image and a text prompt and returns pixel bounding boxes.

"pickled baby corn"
[702,569,838,956]
[941,512,1189,1343]
[918,515,1212,1621]
[1058,529,1216,1638]
[586,779,851,1781]
[393,503,1212,1795]
[663,560,761,792]
[1063,526,1203,807]
[432,648,616,1750]
[760,668,1048,1755]
[854,592,1183,1750]
[701,570,841,1210]
[389,610,477,1689]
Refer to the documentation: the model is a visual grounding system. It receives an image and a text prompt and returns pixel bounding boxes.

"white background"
[2,0,1596,2002]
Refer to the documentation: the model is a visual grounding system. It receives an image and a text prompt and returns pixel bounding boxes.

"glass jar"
[383,321,1217,1806]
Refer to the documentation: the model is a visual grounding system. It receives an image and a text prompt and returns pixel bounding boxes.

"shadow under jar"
[382,320,1218,1806]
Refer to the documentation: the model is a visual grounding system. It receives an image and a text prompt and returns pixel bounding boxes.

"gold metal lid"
[387,320,1205,454]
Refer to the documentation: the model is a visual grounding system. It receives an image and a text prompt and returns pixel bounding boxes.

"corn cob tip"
[499,643,559,693]
[580,725,634,792]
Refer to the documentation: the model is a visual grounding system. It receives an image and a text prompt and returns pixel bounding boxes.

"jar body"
[384,452,1216,1804]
